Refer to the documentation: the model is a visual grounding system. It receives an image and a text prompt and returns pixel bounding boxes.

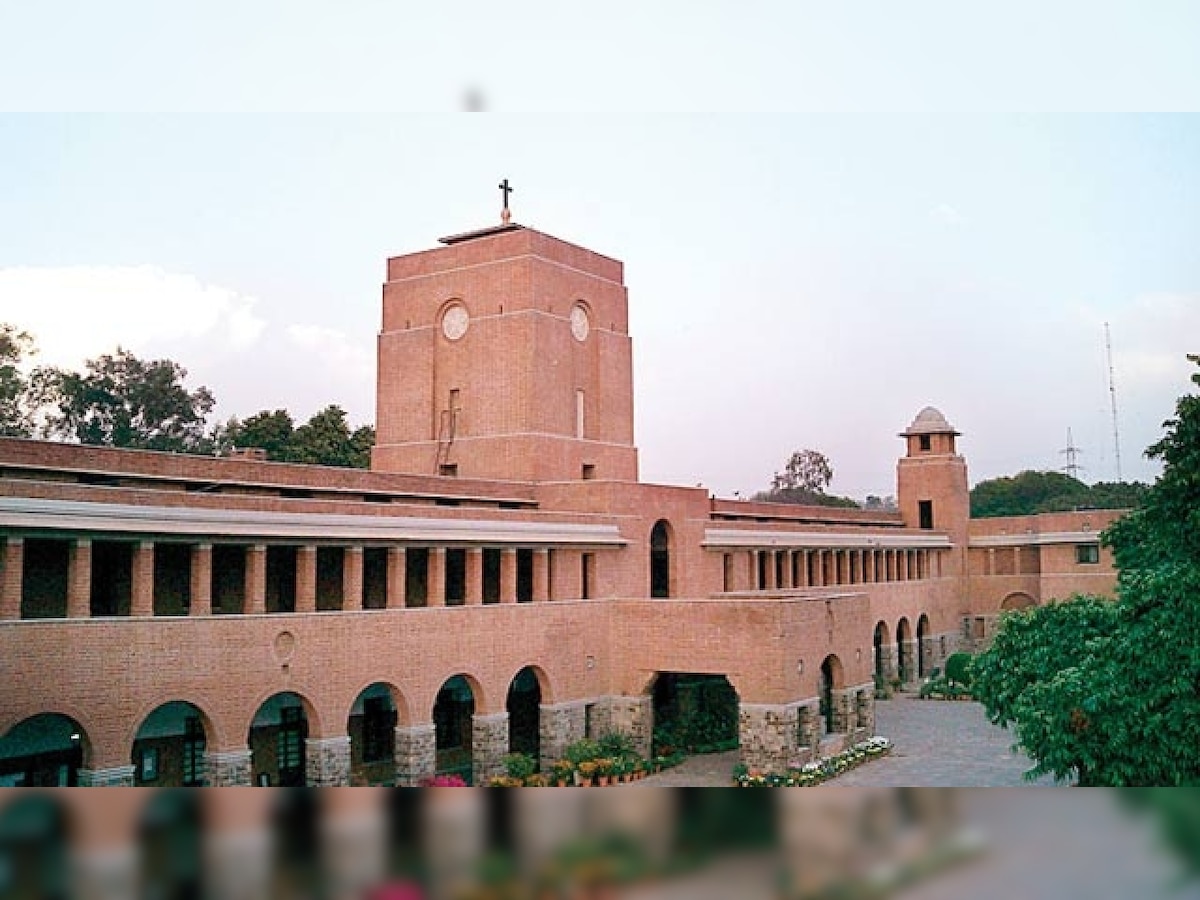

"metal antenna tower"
[1104,322,1123,482]
[1060,427,1083,480]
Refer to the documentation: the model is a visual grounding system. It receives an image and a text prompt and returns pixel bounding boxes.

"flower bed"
[732,737,893,787]
[485,735,687,787]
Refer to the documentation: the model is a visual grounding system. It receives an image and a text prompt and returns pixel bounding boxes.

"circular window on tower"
[570,302,590,342]
[441,302,469,341]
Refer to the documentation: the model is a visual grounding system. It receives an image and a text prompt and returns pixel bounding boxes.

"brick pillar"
[831,688,857,734]
[553,549,582,600]
[531,550,549,602]
[464,548,483,606]
[206,748,253,786]
[427,548,446,607]
[78,765,136,786]
[855,685,876,738]
[306,736,352,786]
[0,537,21,620]
[67,538,92,619]
[778,551,792,589]
[189,543,212,616]
[797,701,822,756]
[839,551,850,585]
[343,547,364,611]
[738,702,801,774]
[538,702,586,772]
[605,696,653,759]
[499,549,517,603]
[394,724,436,786]
[386,547,406,609]
[472,712,510,785]
[898,640,917,685]
[295,545,317,613]
[245,544,266,614]
[878,643,899,682]
[130,541,154,617]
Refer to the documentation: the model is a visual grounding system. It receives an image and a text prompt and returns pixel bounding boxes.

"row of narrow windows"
[1,539,597,619]
[722,547,940,593]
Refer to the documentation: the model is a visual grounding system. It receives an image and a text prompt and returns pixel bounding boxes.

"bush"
[945,652,974,688]
[597,730,637,759]
[564,738,604,766]
[504,752,538,781]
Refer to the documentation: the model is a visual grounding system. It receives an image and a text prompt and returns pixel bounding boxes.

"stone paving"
[834,696,1057,786]
[635,697,1054,787]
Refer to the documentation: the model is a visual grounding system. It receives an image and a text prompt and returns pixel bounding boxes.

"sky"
[0,6,1197,500]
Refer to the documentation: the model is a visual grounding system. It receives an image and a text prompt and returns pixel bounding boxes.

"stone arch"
[131,701,212,787]
[872,621,889,682]
[247,691,317,788]
[0,712,90,786]
[347,679,411,728]
[1001,592,1036,612]
[505,663,555,705]
[347,682,404,787]
[819,655,844,734]
[506,666,545,760]
[895,617,914,685]
[916,614,931,678]
[650,519,673,598]
[433,674,478,782]
[0,793,71,898]
[650,672,740,755]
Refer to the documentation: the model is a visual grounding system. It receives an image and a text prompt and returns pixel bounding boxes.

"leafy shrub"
[503,752,537,781]
[597,730,637,759]
[564,738,604,766]
[945,652,974,688]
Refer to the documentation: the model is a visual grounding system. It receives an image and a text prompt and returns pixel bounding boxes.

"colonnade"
[0,535,598,620]
[723,546,942,593]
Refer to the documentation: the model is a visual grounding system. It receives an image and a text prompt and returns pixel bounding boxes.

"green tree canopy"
[970,469,1147,517]
[973,355,1200,786]
[0,324,35,438]
[285,405,374,468]
[36,347,215,453]
[216,405,374,468]
[224,409,296,459]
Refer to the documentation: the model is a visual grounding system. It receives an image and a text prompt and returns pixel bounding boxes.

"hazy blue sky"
[1,6,1197,499]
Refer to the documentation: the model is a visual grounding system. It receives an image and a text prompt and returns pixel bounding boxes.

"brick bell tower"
[896,406,970,548]
[372,185,639,482]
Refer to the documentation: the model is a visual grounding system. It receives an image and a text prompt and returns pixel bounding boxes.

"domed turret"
[896,404,969,543]
[900,406,960,456]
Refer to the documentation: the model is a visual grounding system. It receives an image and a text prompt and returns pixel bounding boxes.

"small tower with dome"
[896,406,970,551]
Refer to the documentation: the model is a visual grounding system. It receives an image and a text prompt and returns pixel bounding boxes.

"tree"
[36,347,215,453]
[772,449,833,494]
[0,324,35,437]
[224,409,296,460]
[754,448,859,507]
[970,469,1148,517]
[286,405,373,468]
[973,355,1200,786]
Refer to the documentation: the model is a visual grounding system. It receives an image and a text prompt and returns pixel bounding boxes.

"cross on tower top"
[499,178,514,224]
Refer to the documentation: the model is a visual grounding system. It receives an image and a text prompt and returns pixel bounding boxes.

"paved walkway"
[635,697,1054,787]
[835,697,1056,786]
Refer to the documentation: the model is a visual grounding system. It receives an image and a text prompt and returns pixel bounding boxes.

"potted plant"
[576,760,598,786]
[552,759,575,787]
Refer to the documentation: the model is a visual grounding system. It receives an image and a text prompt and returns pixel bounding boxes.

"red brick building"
[0,221,1121,787]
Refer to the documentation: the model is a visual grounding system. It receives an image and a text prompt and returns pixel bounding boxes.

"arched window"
[650,520,671,599]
